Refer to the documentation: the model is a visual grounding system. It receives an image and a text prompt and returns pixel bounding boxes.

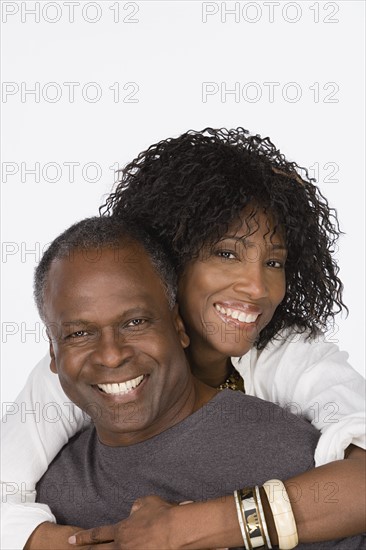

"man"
[26,216,363,549]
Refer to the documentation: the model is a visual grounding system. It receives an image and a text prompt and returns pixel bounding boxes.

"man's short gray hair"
[34,216,177,321]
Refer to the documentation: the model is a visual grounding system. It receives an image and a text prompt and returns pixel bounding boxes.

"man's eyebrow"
[60,307,152,326]
[61,320,93,327]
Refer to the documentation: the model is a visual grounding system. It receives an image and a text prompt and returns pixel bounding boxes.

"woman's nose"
[231,261,268,300]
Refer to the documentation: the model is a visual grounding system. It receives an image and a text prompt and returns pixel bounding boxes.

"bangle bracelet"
[234,490,250,550]
[239,488,266,549]
[254,486,272,549]
[263,479,298,550]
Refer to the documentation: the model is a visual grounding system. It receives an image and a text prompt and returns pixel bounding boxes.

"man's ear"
[172,304,190,349]
[49,342,57,373]
[47,329,57,373]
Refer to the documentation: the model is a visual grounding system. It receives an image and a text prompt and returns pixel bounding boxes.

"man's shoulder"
[47,425,96,471]
[211,388,307,417]
[205,390,320,444]
[191,390,319,482]
[36,426,96,504]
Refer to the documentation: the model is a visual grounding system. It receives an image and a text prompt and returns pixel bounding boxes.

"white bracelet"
[255,485,272,549]
[263,479,298,550]
[233,490,250,550]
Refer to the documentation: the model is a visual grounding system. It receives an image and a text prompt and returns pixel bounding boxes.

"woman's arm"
[24,521,114,550]
[70,447,366,549]
[1,355,88,550]
[241,332,366,540]
[285,444,365,542]
[24,522,82,550]
[234,330,366,464]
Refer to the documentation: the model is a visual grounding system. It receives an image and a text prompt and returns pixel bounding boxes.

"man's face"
[44,240,190,446]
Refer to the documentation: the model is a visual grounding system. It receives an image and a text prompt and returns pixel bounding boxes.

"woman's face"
[177,210,287,360]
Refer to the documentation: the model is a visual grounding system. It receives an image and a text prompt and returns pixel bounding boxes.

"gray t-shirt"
[36,390,364,549]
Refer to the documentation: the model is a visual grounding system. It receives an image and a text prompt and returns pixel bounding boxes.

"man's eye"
[67,330,88,339]
[126,319,146,328]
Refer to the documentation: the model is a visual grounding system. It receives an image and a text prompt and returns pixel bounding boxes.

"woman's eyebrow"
[220,236,287,250]
[267,243,288,251]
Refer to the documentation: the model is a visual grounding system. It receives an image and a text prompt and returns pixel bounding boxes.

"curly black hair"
[102,127,346,349]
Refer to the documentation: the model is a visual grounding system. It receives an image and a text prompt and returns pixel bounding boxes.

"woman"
[3,128,365,549]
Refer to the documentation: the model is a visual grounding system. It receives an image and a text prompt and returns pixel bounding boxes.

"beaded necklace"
[217,366,245,393]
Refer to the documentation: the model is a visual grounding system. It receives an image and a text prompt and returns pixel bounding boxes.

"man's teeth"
[214,304,259,323]
[97,375,144,395]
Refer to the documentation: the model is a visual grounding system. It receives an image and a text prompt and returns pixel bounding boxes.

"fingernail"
[68,535,76,544]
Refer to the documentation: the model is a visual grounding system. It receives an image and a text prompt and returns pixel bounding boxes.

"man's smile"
[96,374,146,395]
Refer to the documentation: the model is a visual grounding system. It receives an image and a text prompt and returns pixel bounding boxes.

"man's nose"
[91,329,135,369]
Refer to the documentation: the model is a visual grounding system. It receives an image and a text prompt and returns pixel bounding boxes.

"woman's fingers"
[68,525,114,546]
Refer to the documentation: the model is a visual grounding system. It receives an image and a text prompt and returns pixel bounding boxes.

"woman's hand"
[23,521,115,550]
[69,496,184,549]
[68,495,231,550]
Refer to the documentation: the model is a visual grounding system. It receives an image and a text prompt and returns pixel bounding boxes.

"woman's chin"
[212,337,257,359]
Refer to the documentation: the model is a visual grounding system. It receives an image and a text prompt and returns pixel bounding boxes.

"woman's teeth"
[97,375,144,395]
[214,304,259,323]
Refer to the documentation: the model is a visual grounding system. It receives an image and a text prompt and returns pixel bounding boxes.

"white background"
[1,0,365,404]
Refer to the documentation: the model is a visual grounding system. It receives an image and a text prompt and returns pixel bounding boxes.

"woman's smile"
[213,302,262,325]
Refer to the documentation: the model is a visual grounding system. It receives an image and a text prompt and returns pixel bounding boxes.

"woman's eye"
[267,260,283,268]
[216,250,236,260]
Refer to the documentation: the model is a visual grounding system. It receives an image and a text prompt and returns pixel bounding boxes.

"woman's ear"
[172,304,190,349]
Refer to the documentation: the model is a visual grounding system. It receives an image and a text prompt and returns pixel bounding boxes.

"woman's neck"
[184,345,232,388]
